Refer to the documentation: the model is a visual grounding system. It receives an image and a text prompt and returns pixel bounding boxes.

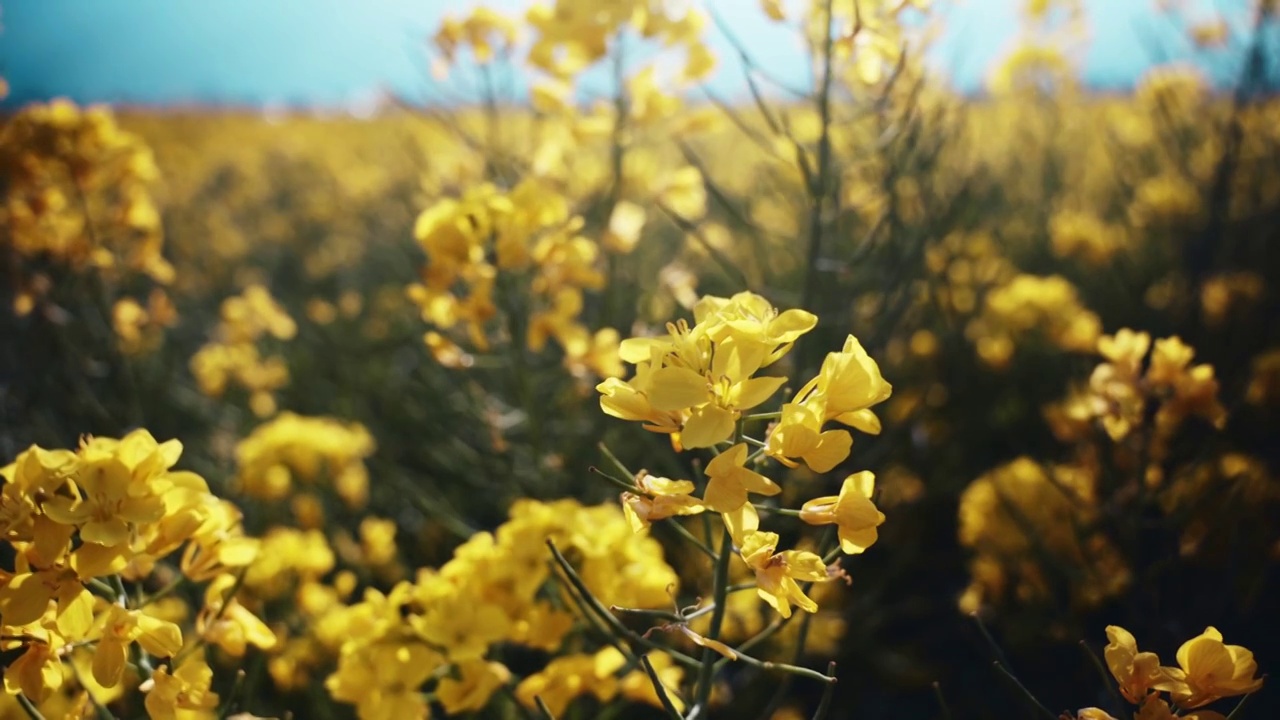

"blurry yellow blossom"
[0,99,171,312]
[191,285,296,416]
[958,458,1127,611]
[434,6,519,64]
[437,660,511,714]
[1050,209,1122,264]
[604,200,647,254]
[972,274,1101,367]
[1129,174,1202,228]
[235,413,375,508]
[515,649,620,716]
[989,44,1075,96]
[143,656,220,720]
[326,640,444,720]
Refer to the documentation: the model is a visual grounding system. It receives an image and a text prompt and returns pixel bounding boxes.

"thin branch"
[811,662,838,719]
[641,654,685,720]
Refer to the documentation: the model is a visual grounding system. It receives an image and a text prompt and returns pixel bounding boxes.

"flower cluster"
[407,179,623,379]
[111,288,179,356]
[1077,625,1263,719]
[1050,208,1125,265]
[524,0,710,82]
[600,291,891,621]
[234,412,376,510]
[969,273,1102,368]
[957,457,1128,613]
[962,328,1232,618]
[1063,329,1227,485]
[323,498,680,719]
[190,284,297,417]
[0,99,171,316]
[0,430,269,717]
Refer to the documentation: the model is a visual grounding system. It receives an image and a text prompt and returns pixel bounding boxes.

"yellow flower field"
[1,1,1278,718]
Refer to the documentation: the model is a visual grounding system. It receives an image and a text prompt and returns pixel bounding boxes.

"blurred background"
[2,0,1279,718]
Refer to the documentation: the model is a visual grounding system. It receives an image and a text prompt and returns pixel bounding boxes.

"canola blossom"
[2,0,1277,716]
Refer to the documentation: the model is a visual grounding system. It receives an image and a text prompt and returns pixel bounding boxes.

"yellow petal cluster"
[234,412,375,509]
[0,99,171,316]
[324,498,679,720]
[1099,625,1262,713]
[190,284,297,417]
[0,431,267,713]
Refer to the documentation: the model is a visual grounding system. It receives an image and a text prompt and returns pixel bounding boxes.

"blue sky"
[0,0,1265,109]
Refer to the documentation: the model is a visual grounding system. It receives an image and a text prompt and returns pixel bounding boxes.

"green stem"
[589,465,639,493]
[597,442,636,481]
[15,693,47,720]
[1225,692,1252,720]
[991,662,1056,720]
[811,662,838,719]
[932,682,953,720]
[109,575,128,606]
[661,518,717,560]
[641,655,685,720]
[731,649,836,684]
[693,527,734,715]
[752,503,802,517]
[546,540,700,668]
[217,670,247,720]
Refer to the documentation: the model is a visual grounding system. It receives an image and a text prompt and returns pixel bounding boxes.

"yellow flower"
[197,574,277,656]
[765,401,852,473]
[143,656,220,720]
[703,443,780,513]
[739,531,829,618]
[793,335,892,435]
[1103,625,1162,704]
[647,336,787,448]
[693,292,817,367]
[682,43,717,83]
[42,431,177,547]
[3,639,63,703]
[621,472,706,532]
[604,200,646,254]
[360,517,399,567]
[1154,627,1263,709]
[92,605,184,688]
[515,649,622,717]
[410,586,510,661]
[798,471,885,554]
[597,361,685,436]
[0,566,95,637]
[326,641,444,720]
[437,660,511,714]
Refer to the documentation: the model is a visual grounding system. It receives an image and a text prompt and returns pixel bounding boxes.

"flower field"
[1,1,1278,718]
